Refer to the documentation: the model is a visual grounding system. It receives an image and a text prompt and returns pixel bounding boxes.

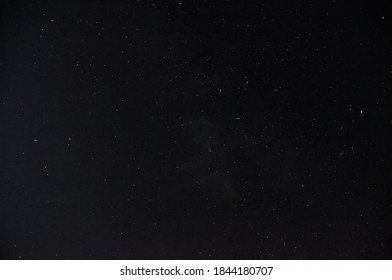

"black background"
[1,0,391,259]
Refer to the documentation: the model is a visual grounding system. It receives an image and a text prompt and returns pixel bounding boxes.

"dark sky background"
[1,0,391,259]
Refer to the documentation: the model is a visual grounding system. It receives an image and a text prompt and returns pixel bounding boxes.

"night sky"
[1,0,391,259]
